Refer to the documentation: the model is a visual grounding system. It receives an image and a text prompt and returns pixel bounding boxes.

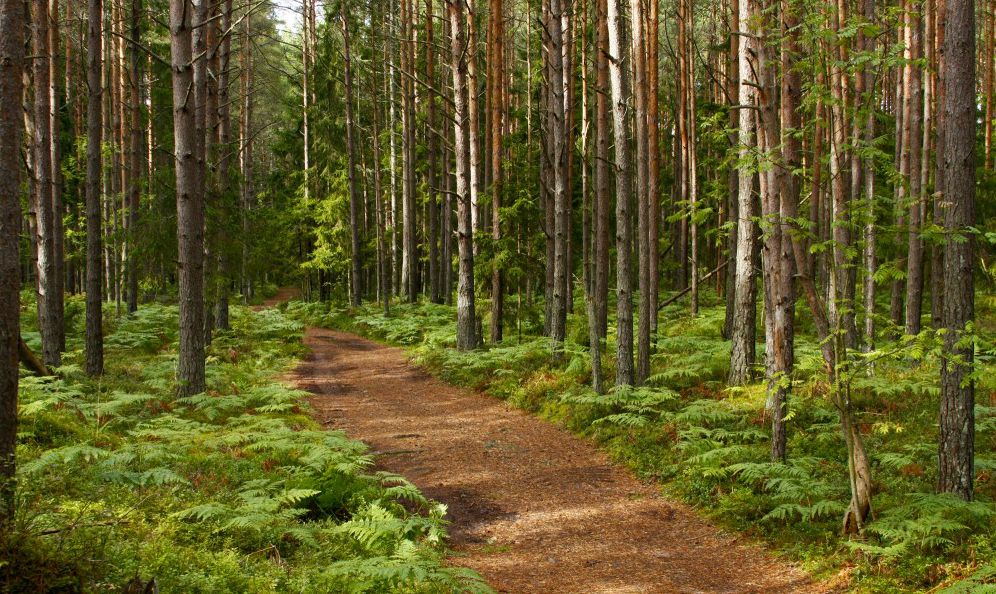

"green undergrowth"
[284,295,996,593]
[6,293,488,593]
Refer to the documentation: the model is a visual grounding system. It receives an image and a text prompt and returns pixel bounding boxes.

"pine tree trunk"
[449,0,477,350]
[401,0,418,302]
[904,0,925,335]
[48,0,65,350]
[127,0,142,314]
[341,1,363,307]
[85,0,104,376]
[632,0,651,383]
[607,0,633,386]
[171,0,206,396]
[728,0,758,386]
[33,0,61,368]
[938,0,976,501]
[488,0,505,343]
[546,0,568,351]
[593,0,610,341]
[0,0,26,527]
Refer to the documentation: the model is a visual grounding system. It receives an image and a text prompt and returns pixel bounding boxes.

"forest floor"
[268,292,836,593]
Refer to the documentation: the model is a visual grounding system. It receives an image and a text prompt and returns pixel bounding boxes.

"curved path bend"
[278,302,831,593]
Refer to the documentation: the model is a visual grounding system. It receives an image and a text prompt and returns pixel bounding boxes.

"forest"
[0,0,994,590]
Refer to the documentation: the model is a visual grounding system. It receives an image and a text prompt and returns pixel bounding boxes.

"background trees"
[0,0,993,579]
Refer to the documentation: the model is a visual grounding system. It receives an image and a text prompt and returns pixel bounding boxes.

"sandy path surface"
[281,313,831,593]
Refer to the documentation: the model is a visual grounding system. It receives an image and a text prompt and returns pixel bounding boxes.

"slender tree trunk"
[341,1,362,307]
[938,0,976,501]
[33,0,61,368]
[723,0,739,340]
[49,0,65,349]
[171,0,206,396]
[402,0,418,302]
[930,0,945,327]
[0,0,26,528]
[449,0,477,350]
[427,0,441,304]
[488,0,505,343]
[126,0,141,313]
[904,0,925,335]
[85,0,104,376]
[593,0,610,341]
[729,0,758,386]
[632,0,651,383]
[607,0,633,385]
[546,0,569,351]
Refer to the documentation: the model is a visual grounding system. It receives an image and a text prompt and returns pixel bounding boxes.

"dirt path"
[280,311,829,592]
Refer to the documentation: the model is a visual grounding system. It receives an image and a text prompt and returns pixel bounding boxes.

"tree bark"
[341,1,363,307]
[33,0,61,369]
[593,0,610,341]
[171,0,206,396]
[938,0,975,501]
[449,0,477,350]
[0,0,25,528]
[488,0,505,343]
[85,0,104,376]
[607,0,633,385]
[728,0,759,386]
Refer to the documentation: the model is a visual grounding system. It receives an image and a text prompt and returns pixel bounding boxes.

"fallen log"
[18,335,52,376]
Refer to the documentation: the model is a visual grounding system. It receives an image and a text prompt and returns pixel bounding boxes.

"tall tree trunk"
[402,0,418,302]
[0,0,26,528]
[127,0,141,313]
[938,0,976,501]
[426,0,441,304]
[341,1,363,307]
[728,0,758,386]
[904,0,925,335]
[33,0,61,368]
[488,0,505,343]
[632,0,651,383]
[85,0,104,376]
[171,0,206,396]
[546,0,569,351]
[49,0,65,350]
[592,0,610,341]
[449,0,477,350]
[723,0,739,340]
[607,0,633,385]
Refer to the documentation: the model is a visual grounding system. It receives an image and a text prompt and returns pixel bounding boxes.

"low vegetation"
[7,293,486,593]
[284,294,996,593]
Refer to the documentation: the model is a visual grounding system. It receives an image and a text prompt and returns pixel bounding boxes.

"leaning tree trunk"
[938,0,976,501]
[170,0,206,396]
[0,0,26,528]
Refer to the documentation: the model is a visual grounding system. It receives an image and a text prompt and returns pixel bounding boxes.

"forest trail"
[274,298,831,593]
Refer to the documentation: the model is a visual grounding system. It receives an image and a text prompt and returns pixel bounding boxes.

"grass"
[6,292,488,593]
[283,289,996,593]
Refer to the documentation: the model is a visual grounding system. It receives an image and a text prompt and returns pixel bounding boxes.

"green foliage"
[8,303,487,593]
[309,296,996,592]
